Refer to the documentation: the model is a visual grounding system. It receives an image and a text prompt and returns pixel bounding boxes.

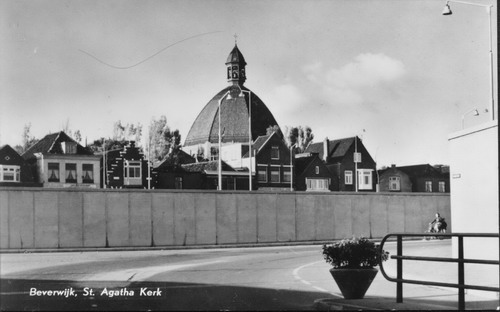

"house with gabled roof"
[0,144,37,186]
[304,136,377,192]
[240,131,292,190]
[22,131,101,188]
[104,141,150,189]
[378,164,450,193]
[294,153,335,192]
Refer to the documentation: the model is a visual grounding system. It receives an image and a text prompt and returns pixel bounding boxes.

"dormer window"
[62,142,77,154]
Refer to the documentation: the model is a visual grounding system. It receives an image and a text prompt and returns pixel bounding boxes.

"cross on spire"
[234,33,238,45]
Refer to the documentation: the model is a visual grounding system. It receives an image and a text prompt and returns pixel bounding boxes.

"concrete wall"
[0,187,450,250]
[449,121,499,260]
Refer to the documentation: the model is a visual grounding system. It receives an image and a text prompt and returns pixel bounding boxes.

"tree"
[16,123,38,154]
[265,125,283,138]
[283,125,314,153]
[147,116,181,161]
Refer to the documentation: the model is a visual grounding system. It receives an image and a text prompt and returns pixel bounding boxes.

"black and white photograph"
[0,0,498,310]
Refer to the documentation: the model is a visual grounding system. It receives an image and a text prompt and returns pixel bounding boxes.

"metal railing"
[379,233,500,310]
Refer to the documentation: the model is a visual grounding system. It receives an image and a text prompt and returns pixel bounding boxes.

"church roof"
[226,45,246,65]
[183,85,279,146]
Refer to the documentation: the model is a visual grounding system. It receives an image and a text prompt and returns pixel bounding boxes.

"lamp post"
[290,143,297,191]
[461,108,479,129]
[443,0,495,121]
[218,90,232,191]
[235,86,253,191]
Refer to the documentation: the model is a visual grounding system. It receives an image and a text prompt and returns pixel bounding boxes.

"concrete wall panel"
[195,193,216,245]
[276,193,296,242]
[174,193,195,245]
[257,194,277,242]
[216,194,237,244]
[152,193,175,246]
[83,192,106,247]
[404,196,422,233]
[370,195,388,238]
[9,191,34,248]
[387,196,405,233]
[333,195,352,239]
[296,195,315,241]
[0,191,9,248]
[237,194,257,244]
[34,192,59,248]
[107,192,130,247]
[130,193,152,247]
[315,195,335,240]
[352,196,371,238]
[59,192,83,248]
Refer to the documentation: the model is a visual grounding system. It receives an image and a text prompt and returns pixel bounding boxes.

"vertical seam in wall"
[81,193,85,247]
[294,193,297,241]
[128,192,131,246]
[173,193,176,245]
[194,194,198,245]
[150,193,154,247]
[255,194,259,243]
[314,196,318,241]
[57,192,60,248]
[275,194,279,242]
[7,191,10,248]
[32,192,36,248]
[105,192,108,248]
[236,194,239,244]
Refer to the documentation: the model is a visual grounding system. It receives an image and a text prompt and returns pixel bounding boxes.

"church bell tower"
[225,44,247,86]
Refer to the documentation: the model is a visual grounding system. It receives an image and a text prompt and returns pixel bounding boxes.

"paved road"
[0,240,498,310]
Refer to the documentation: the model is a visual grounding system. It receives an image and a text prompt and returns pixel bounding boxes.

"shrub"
[322,237,389,269]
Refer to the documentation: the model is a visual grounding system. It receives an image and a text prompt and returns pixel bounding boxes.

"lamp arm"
[446,0,492,9]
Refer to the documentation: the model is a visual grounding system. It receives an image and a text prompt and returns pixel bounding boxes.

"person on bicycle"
[429,213,447,233]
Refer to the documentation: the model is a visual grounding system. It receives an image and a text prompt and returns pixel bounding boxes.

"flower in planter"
[322,237,389,269]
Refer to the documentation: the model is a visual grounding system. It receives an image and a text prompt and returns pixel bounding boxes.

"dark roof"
[294,155,315,176]
[0,145,24,165]
[22,131,92,160]
[305,137,356,161]
[155,150,196,170]
[395,164,442,177]
[226,45,246,65]
[183,85,279,146]
[181,160,235,173]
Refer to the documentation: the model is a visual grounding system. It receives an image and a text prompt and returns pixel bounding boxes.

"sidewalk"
[314,239,499,311]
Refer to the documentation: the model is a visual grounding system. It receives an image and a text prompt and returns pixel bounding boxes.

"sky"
[1,0,497,167]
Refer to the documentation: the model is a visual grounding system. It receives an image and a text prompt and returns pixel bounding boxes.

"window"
[358,169,373,190]
[270,168,280,183]
[0,165,20,182]
[315,166,320,174]
[48,163,60,182]
[65,163,77,183]
[283,168,291,183]
[425,181,433,192]
[439,181,446,193]
[258,166,267,182]
[82,164,94,183]
[389,176,401,191]
[345,171,353,185]
[306,178,329,191]
[175,177,183,189]
[124,160,142,185]
[62,142,77,154]
[271,146,280,160]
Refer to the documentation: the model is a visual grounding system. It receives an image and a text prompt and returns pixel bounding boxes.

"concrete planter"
[329,267,378,299]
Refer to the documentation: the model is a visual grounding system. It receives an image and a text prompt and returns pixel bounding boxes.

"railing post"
[458,236,465,310]
[397,235,403,303]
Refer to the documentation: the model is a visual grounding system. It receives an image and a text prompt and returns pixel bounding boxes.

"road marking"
[292,260,328,291]
[82,259,226,282]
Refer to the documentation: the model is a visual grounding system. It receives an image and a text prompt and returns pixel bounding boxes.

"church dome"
[183,45,279,148]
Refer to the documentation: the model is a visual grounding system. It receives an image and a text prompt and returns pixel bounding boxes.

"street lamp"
[234,86,253,191]
[461,108,479,129]
[218,90,233,190]
[443,0,495,121]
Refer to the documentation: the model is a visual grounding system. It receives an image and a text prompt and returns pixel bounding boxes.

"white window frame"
[257,166,267,182]
[425,181,433,192]
[389,176,401,191]
[345,171,353,185]
[438,181,446,193]
[0,165,20,182]
[271,146,280,160]
[315,166,319,175]
[306,178,330,191]
[358,169,373,190]
[124,160,142,185]
[283,168,291,183]
[270,168,280,183]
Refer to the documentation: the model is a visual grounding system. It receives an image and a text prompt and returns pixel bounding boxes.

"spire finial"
[234,33,238,45]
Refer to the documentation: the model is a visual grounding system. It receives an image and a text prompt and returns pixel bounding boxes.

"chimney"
[323,137,329,162]
[391,164,396,168]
